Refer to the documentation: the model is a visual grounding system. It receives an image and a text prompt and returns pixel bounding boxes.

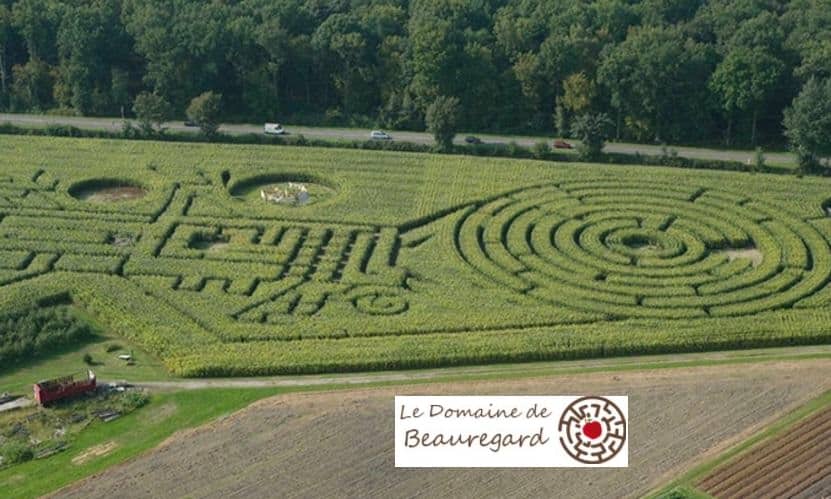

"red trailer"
[34,370,96,406]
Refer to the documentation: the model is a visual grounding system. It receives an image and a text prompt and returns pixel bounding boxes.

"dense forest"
[0,0,828,145]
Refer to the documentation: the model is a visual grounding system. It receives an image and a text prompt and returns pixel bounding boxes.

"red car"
[553,139,573,149]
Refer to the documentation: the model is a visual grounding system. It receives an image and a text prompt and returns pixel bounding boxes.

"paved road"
[0,112,797,167]
[119,344,831,391]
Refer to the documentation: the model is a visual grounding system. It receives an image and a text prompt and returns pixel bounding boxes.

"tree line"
[0,0,829,149]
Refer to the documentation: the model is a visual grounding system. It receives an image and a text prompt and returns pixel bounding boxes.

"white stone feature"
[260,182,310,205]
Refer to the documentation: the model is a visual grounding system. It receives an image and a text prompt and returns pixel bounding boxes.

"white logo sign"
[395,395,628,468]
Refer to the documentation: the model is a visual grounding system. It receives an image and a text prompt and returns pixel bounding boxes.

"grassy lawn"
[0,309,171,395]
[0,387,292,499]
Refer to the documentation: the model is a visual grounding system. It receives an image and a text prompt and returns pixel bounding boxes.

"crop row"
[1,135,831,375]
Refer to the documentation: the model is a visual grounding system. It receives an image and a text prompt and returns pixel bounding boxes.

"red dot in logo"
[582,421,602,439]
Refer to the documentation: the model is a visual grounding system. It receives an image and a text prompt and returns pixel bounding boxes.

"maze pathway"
[1,137,830,375]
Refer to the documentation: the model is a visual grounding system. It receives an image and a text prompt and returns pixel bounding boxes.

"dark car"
[553,139,573,149]
[465,136,483,145]
[184,120,198,127]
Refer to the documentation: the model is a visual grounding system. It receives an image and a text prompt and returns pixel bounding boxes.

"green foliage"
[133,92,172,134]
[532,141,550,158]
[0,386,152,476]
[0,0,820,145]
[562,72,595,114]
[753,147,765,172]
[0,306,93,367]
[654,488,697,499]
[598,25,712,143]
[554,100,568,138]
[571,113,613,160]
[186,91,222,139]
[0,135,828,376]
[783,78,831,173]
[709,45,784,145]
[425,95,460,151]
[10,58,52,111]
[0,441,33,466]
[121,390,149,410]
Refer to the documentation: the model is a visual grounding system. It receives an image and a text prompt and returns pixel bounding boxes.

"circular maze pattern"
[558,396,627,464]
[454,181,831,319]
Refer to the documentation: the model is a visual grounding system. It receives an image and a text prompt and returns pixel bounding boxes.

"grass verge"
[0,308,171,394]
[646,389,831,499]
[0,387,293,498]
[1,319,827,499]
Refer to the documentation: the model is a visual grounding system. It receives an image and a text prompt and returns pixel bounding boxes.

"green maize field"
[1,135,830,376]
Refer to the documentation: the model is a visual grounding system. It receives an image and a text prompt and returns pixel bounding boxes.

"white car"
[370,130,392,140]
[264,123,286,135]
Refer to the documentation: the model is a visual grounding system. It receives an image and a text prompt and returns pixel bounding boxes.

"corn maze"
[1,135,830,376]
[454,181,831,319]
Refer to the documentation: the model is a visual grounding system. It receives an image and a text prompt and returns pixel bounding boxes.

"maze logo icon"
[558,396,627,464]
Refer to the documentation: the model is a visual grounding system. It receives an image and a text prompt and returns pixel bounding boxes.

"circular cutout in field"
[454,181,831,319]
[229,174,336,207]
[69,179,147,203]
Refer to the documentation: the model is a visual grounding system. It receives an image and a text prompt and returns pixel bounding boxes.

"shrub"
[425,95,460,152]
[44,124,84,137]
[571,113,613,160]
[186,91,222,139]
[120,390,149,410]
[0,441,34,466]
[753,147,765,172]
[532,141,551,158]
[132,92,172,135]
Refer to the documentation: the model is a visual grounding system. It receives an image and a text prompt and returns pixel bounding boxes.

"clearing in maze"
[1,135,831,376]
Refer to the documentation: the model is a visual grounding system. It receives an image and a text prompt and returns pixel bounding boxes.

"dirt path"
[124,345,831,391]
[56,359,831,499]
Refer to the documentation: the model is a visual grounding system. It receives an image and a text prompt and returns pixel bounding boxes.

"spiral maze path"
[454,181,831,319]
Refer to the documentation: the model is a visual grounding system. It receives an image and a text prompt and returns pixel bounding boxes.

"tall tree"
[133,91,172,134]
[186,91,222,138]
[709,47,784,145]
[598,25,713,143]
[783,78,831,172]
[313,13,371,115]
[56,6,100,113]
[0,4,11,104]
[10,0,58,62]
[123,0,231,108]
[10,57,52,110]
[571,112,613,160]
[425,95,460,151]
